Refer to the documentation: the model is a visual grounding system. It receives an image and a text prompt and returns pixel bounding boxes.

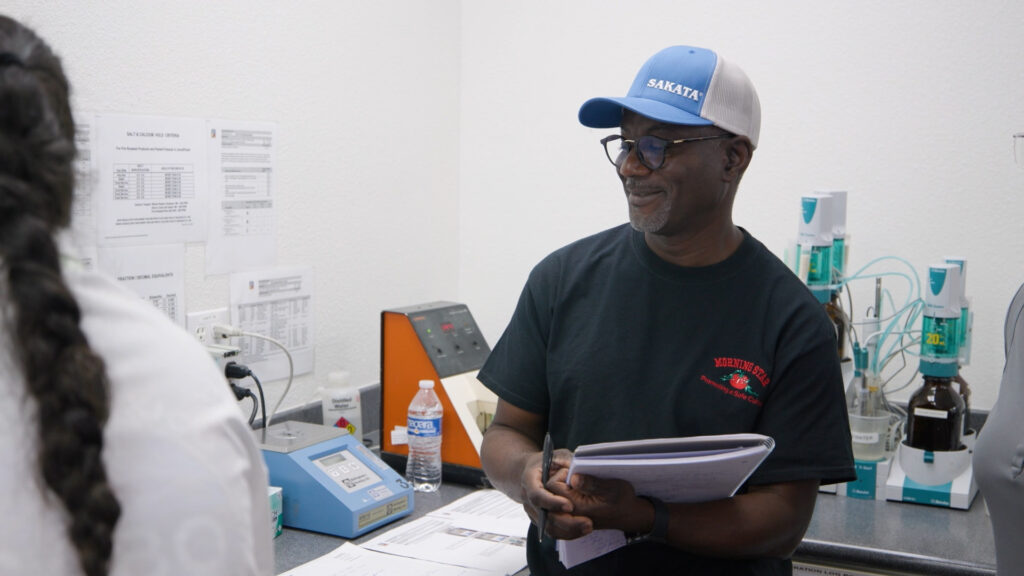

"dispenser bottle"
[820,189,848,279]
[945,256,973,437]
[906,375,965,452]
[797,192,849,361]
[909,263,966,452]
[920,263,963,366]
[795,193,835,293]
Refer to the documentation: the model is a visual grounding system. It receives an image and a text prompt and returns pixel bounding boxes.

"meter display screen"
[313,449,383,493]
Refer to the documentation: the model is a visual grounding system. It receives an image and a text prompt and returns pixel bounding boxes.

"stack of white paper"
[556,433,775,568]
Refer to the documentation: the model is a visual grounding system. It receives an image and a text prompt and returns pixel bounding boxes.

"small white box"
[268,486,283,538]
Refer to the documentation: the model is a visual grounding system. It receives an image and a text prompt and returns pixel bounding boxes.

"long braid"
[0,16,120,576]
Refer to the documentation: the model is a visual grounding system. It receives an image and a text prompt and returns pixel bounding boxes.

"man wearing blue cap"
[479,45,855,575]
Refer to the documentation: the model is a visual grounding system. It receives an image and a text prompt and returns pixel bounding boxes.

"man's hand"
[544,471,652,540]
[480,400,580,540]
[522,448,575,534]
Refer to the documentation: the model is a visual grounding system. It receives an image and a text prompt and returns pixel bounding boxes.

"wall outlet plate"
[186,307,230,344]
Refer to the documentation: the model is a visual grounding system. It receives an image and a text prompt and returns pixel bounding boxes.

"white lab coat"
[0,237,274,575]
[974,283,1024,574]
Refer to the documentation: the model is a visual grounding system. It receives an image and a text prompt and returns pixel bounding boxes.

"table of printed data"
[113,164,195,200]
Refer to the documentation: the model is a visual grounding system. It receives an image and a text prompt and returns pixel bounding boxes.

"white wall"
[5,1,1023,415]
[4,1,462,414]
[460,0,1024,411]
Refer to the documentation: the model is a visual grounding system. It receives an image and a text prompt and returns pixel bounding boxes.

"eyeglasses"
[600,133,732,171]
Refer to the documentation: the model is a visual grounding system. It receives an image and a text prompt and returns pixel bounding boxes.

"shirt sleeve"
[477,258,558,416]
[750,318,856,486]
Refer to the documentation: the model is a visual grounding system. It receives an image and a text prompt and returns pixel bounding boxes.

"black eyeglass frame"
[600,133,733,171]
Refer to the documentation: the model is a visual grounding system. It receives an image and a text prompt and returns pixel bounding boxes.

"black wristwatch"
[625,495,669,544]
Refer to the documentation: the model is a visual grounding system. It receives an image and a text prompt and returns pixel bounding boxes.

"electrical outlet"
[186,308,230,344]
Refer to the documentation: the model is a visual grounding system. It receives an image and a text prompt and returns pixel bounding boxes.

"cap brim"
[578,96,713,128]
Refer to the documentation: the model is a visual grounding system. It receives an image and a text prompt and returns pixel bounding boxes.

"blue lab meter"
[258,421,414,538]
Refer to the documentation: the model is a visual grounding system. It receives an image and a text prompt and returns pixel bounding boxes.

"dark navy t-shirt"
[478,225,855,576]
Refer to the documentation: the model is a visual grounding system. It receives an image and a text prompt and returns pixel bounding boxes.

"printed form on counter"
[281,489,530,576]
[279,542,493,576]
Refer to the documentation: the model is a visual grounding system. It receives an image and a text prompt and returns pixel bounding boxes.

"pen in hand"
[537,432,553,542]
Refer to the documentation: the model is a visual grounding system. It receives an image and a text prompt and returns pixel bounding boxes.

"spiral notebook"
[556,433,775,568]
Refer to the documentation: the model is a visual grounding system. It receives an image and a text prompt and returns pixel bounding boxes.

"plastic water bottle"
[406,379,443,492]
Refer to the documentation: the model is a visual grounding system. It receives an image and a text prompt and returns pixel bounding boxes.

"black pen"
[538,432,553,542]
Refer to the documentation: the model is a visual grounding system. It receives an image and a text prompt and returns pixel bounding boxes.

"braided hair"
[0,16,121,576]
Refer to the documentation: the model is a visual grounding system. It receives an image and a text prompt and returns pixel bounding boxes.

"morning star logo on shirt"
[699,357,770,406]
[646,78,702,101]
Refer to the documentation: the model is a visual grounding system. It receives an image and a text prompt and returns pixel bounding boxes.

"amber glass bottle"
[906,375,965,451]
[824,290,849,362]
[954,373,972,435]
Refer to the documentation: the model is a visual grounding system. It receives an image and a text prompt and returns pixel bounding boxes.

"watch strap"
[625,495,669,544]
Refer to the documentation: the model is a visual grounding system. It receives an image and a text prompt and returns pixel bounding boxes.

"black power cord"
[226,362,267,429]
[229,382,259,425]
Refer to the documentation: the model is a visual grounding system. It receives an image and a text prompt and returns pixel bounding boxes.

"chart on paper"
[112,163,196,201]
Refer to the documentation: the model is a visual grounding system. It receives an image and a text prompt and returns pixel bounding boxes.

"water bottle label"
[408,416,441,438]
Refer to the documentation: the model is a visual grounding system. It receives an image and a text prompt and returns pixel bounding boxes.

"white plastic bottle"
[320,371,362,438]
[406,379,443,492]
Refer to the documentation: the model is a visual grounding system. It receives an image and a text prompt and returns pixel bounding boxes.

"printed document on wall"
[93,114,207,246]
[206,119,277,274]
[96,244,186,327]
[229,266,314,381]
[71,111,98,251]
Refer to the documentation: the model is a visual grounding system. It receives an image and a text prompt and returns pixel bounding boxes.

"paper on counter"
[280,542,495,576]
[422,488,531,538]
[360,489,529,575]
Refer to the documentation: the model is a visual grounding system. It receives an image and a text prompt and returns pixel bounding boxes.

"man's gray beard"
[629,203,670,233]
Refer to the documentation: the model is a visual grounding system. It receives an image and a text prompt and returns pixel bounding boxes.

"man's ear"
[722,136,753,183]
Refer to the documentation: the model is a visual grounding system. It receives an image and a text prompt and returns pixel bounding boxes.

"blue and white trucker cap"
[579,46,761,148]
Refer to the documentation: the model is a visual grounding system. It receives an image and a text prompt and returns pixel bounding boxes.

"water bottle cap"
[418,379,435,389]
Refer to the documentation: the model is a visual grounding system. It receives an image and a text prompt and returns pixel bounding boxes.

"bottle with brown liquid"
[906,375,965,451]
[954,373,972,436]
[824,290,849,362]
